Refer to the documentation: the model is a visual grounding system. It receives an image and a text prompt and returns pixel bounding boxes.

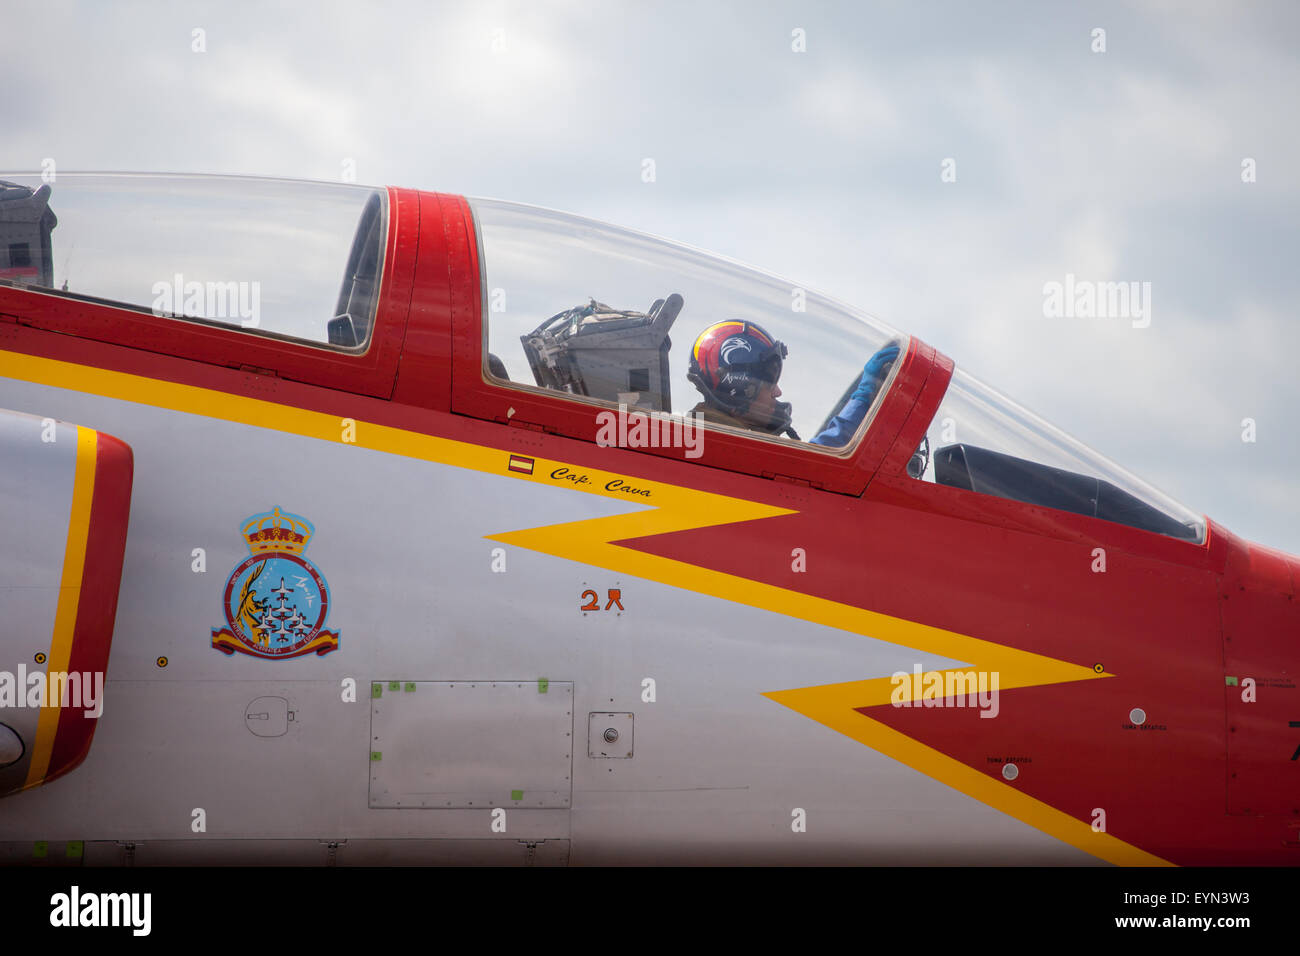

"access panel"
[369,680,573,809]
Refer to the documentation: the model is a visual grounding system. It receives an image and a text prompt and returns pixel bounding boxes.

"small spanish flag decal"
[508,455,535,475]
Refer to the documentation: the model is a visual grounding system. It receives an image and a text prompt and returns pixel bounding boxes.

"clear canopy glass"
[0,176,1205,543]
[471,195,1205,542]
[909,368,1206,543]
[469,197,904,450]
[0,173,387,349]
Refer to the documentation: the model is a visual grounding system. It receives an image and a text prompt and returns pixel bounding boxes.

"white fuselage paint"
[0,378,1093,864]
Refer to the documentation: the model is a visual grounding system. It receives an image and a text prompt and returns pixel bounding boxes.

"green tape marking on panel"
[1225,676,1239,686]
[33,841,48,858]
[66,840,84,858]
[511,790,523,801]
[388,681,400,692]
[372,682,382,698]
[371,751,382,761]
[404,682,415,692]
[538,678,549,693]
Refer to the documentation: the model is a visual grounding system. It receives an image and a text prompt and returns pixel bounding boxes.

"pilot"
[687,320,899,447]
[687,321,799,439]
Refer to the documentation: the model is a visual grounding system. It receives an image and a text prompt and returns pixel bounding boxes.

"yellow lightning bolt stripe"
[1,349,1168,864]
[496,495,1166,864]
[0,350,790,530]
[766,679,1171,866]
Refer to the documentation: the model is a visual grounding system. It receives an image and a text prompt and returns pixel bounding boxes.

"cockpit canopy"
[0,174,1205,543]
[0,173,386,350]
[471,197,904,446]
[470,196,1205,543]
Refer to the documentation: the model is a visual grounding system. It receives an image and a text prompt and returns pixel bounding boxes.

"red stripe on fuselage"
[45,432,133,783]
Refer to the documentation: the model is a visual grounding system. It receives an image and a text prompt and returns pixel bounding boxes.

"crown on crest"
[241,507,314,555]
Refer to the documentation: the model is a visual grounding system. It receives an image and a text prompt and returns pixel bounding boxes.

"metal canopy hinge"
[506,417,549,432]
[237,363,278,378]
[764,471,820,489]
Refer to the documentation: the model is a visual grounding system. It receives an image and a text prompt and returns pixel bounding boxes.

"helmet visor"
[754,340,787,384]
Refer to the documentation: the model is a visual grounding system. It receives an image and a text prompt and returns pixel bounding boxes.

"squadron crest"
[210,507,340,659]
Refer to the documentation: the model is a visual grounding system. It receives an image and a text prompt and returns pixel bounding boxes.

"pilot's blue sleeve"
[810,397,868,447]
[811,345,900,447]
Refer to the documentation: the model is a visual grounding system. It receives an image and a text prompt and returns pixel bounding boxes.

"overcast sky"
[3,1,1297,553]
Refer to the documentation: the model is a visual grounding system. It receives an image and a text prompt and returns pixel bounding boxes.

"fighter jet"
[0,174,1293,865]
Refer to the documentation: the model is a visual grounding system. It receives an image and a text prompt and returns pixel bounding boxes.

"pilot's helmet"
[687,320,788,421]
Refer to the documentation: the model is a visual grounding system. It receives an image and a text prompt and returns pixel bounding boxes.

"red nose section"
[1219,535,1300,818]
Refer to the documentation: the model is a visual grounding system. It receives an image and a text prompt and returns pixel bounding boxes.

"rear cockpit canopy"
[0,173,386,349]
